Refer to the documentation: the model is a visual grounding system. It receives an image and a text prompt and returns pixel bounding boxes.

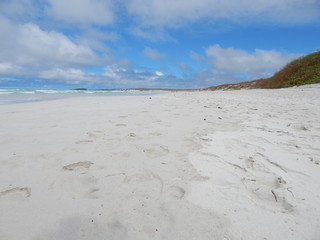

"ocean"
[0,88,157,105]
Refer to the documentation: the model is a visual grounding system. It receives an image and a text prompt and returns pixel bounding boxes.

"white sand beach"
[0,85,320,240]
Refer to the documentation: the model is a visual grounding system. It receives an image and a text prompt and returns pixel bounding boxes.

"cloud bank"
[0,16,103,76]
[190,45,301,87]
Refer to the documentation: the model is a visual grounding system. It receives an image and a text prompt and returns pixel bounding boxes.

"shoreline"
[1,83,318,106]
[0,89,162,105]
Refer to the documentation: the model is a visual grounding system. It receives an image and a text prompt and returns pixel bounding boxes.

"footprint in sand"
[143,145,169,158]
[242,173,293,212]
[122,172,164,198]
[292,124,309,131]
[164,186,186,200]
[52,173,99,199]
[75,139,93,144]
[149,132,162,137]
[63,161,93,171]
[75,131,104,144]
[152,119,162,124]
[0,187,31,200]
[128,133,136,137]
[86,131,104,138]
[51,161,98,199]
[116,124,127,127]
[244,156,270,172]
[310,157,320,165]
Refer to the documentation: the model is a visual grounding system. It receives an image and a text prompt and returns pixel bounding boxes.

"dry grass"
[260,51,320,88]
[205,51,320,90]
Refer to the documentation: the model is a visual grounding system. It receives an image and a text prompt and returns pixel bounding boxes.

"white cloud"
[18,24,101,66]
[155,71,164,76]
[75,28,118,54]
[38,65,167,87]
[205,44,300,77]
[125,0,320,27]
[0,15,173,88]
[46,0,114,25]
[190,45,302,87]
[0,16,104,78]
[143,47,165,60]
[103,65,127,80]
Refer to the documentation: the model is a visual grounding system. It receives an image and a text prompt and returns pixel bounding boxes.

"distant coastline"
[74,51,320,92]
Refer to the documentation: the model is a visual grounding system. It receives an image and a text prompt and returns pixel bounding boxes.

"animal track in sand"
[0,187,31,200]
[63,161,93,171]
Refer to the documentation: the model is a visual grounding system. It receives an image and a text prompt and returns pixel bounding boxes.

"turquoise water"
[0,88,157,105]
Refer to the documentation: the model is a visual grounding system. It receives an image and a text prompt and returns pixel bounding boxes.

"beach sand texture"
[0,85,320,239]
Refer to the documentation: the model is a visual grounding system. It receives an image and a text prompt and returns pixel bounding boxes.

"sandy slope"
[0,85,319,240]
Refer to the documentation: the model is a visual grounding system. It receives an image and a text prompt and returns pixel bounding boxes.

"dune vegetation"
[261,51,320,88]
[206,51,320,90]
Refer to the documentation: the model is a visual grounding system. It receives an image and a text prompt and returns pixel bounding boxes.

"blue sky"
[0,0,319,89]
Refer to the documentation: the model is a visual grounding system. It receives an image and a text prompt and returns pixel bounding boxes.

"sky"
[0,0,319,89]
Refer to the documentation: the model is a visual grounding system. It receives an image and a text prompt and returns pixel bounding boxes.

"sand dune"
[0,85,319,239]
